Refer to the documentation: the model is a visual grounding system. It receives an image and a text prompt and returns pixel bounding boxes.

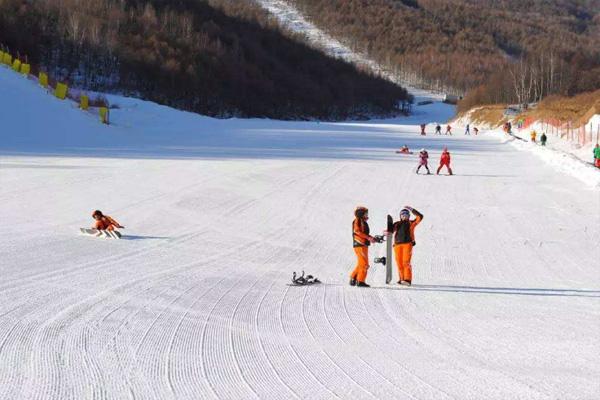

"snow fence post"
[39,72,48,88]
[20,63,30,76]
[99,107,109,125]
[80,95,89,111]
[54,82,68,100]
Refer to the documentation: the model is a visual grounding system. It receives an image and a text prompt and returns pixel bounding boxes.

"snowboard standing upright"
[374,215,394,284]
[384,215,393,284]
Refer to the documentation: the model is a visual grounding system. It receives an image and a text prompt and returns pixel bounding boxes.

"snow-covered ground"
[453,110,600,187]
[513,116,600,164]
[2,61,600,399]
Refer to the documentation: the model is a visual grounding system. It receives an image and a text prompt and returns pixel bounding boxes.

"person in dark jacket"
[392,206,423,286]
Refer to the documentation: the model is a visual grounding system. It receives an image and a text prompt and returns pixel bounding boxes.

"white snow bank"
[514,115,600,164]
[489,128,600,188]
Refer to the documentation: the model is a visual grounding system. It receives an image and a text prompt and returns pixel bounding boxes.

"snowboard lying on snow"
[80,228,122,239]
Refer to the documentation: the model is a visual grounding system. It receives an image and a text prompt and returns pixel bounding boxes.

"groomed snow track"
[1,67,599,399]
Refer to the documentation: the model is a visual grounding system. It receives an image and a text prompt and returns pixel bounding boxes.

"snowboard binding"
[291,271,321,286]
[374,256,387,266]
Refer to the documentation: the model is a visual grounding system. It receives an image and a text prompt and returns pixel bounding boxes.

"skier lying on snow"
[391,207,423,286]
[92,210,124,232]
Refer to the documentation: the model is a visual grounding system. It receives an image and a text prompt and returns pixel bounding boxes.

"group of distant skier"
[350,206,422,287]
[421,123,478,136]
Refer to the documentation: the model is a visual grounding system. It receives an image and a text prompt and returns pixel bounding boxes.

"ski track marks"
[2,132,599,398]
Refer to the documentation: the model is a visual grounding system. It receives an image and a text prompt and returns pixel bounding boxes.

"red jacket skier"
[436,147,453,175]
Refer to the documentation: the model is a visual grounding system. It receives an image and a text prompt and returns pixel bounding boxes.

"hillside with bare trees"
[288,0,600,111]
[0,0,410,119]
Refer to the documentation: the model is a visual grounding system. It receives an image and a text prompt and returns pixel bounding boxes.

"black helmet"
[354,206,368,218]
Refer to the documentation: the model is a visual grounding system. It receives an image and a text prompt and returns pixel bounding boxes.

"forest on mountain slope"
[289,0,600,111]
[0,0,410,120]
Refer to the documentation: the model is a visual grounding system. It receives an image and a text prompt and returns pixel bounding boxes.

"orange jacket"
[352,218,371,247]
[95,215,122,230]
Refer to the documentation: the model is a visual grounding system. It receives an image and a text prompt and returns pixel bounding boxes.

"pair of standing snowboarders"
[350,206,423,287]
[416,148,452,175]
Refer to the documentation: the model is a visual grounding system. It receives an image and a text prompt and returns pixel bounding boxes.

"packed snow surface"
[1,68,600,400]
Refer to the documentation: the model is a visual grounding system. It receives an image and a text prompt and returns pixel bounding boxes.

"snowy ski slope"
[1,66,599,400]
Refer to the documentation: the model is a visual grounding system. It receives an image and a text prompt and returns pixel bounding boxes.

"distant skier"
[473,127,479,135]
[465,124,470,135]
[436,147,453,175]
[445,125,452,135]
[420,124,426,135]
[540,132,547,146]
[350,206,378,287]
[594,144,600,168]
[530,130,537,143]
[92,210,124,232]
[416,149,431,174]
[435,124,442,135]
[392,206,423,286]
[397,145,412,154]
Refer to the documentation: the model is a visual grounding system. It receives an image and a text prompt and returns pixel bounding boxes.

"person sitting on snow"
[92,210,124,232]
[399,145,411,154]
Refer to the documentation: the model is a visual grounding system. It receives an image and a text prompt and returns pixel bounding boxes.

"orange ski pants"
[350,246,369,283]
[394,243,413,281]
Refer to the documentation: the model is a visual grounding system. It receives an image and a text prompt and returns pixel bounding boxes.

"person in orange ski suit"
[92,210,124,231]
[392,206,423,285]
[350,206,378,287]
[436,147,453,175]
